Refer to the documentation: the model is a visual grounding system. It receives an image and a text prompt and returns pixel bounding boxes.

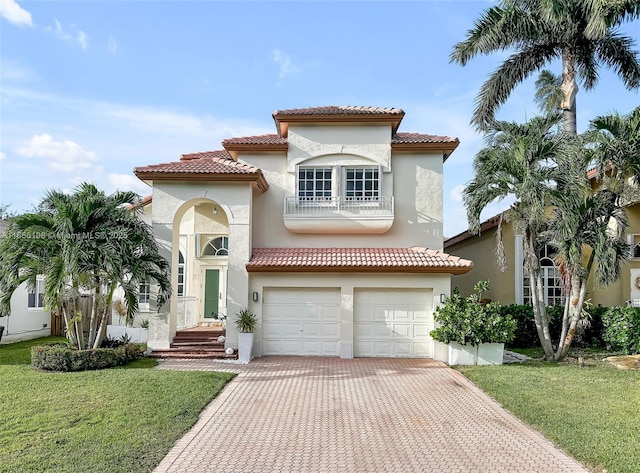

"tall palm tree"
[464,113,565,359]
[451,0,640,133]
[0,183,171,349]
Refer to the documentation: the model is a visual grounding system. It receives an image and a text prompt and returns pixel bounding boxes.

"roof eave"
[273,113,405,138]
[222,143,289,160]
[246,264,473,274]
[391,140,460,161]
[132,171,269,192]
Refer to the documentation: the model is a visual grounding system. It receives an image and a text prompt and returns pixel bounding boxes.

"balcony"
[283,196,394,234]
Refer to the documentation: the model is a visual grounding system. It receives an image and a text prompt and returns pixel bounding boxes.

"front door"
[204,269,219,318]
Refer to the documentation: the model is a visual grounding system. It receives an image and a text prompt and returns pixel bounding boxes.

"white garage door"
[262,287,341,356]
[354,289,433,358]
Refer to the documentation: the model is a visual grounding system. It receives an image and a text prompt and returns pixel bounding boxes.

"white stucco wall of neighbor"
[247,272,451,359]
[0,283,50,344]
[248,124,444,249]
[146,182,252,350]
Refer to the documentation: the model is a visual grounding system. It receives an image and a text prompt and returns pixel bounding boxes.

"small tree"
[0,184,171,349]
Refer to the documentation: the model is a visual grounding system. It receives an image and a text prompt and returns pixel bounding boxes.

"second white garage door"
[354,289,433,358]
[262,287,341,356]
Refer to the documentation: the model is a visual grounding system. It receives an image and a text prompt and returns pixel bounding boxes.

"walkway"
[154,357,587,473]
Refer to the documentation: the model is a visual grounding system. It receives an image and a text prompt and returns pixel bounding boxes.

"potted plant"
[234,308,258,363]
[430,280,516,365]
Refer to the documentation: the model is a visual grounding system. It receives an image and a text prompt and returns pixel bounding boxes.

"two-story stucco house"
[134,106,473,359]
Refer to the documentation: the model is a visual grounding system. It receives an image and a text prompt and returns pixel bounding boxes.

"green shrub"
[431,282,516,346]
[602,307,640,354]
[32,344,144,372]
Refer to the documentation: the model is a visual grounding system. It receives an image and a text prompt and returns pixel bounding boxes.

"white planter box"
[237,332,254,363]
[448,342,478,365]
[106,325,149,343]
[432,341,450,363]
[477,343,505,365]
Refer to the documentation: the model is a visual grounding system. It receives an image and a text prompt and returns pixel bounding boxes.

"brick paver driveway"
[155,357,588,473]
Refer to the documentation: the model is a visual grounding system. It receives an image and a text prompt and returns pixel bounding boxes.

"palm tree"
[464,113,565,359]
[590,105,640,196]
[451,0,640,133]
[0,183,171,349]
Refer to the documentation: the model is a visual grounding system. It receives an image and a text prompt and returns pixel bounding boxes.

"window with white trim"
[298,168,332,201]
[138,279,151,307]
[202,236,229,256]
[345,167,379,200]
[297,165,381,201]
[27,278,45,309]
[629,234,640,258]
[523,245,565,306]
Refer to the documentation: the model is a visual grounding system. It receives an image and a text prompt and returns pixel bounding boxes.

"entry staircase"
[149,325,237,360]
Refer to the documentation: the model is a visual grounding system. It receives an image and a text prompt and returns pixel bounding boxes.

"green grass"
[459,360,640,473]
[0,337,235,473]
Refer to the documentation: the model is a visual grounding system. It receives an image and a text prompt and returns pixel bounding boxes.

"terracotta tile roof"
[222,134,287,146]
[444,213,504,249]
[246,247,473,274]
[273,105,405,116]
[134,152,269,191]
[135,153,260,175]
[180,150,233,161]
[272,105,406,137]
[392,132,458,144]
[391,132,460,159]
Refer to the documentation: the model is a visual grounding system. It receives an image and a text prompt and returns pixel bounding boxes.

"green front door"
[204,269,219,318]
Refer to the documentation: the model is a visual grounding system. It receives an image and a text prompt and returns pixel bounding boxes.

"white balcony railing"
[284,196,394,217]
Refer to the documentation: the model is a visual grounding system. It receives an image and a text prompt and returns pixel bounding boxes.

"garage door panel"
[262,287,340,356]
[354,289,433,358]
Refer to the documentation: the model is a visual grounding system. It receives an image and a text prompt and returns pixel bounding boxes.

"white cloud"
[0,0,33,27]
[45,19,88,50]
[16,133,99,173]
[108,36,117,55]
[0,151,5,160]
[450,184,465,203]
[272,49,301,79]
[106,174,149,195]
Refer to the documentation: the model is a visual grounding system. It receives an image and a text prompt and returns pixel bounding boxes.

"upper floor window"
[297,165,380,201]
[202,236,229,256]
[345,168,379,200]
[27,278,45,309]
[523,245,564,306]
[298,168,332,200]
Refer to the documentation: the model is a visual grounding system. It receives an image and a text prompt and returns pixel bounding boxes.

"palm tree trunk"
[555,252,596,360]
[524,231,555,359]
[92,283,117,349]
[561,48,578,135]
[88,279,101,348]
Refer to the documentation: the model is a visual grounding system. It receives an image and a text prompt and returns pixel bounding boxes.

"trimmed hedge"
[31,343,144,372]
[602,307,640,354]
[500,304,606,349]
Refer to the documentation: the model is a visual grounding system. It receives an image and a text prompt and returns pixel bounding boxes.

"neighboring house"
[133,105,473,358]
[0,220,51,344]
[445,199,640,308]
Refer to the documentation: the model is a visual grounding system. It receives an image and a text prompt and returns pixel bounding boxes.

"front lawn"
[459,359,640,473]
[0,337,235,473]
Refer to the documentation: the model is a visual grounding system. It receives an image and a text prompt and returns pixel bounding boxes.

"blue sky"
[1,0,639,237]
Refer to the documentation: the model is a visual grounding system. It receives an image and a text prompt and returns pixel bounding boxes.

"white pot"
[237,332,254,363]
[477,343,505,365]
[448,342,478,365]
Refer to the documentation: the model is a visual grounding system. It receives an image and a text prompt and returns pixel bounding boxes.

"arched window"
[523,245,564,306]
[202,236,229,256]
